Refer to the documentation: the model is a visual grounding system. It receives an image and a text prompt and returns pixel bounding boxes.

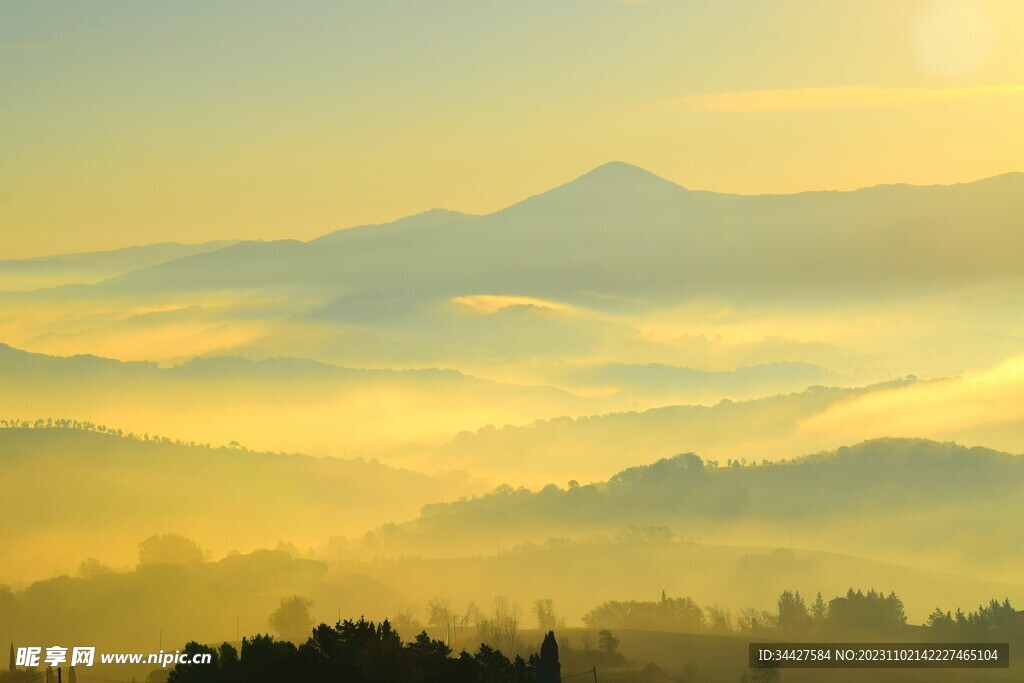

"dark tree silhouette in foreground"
[168,616,561,682]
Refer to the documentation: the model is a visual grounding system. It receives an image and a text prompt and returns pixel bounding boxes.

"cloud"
[451,294,576,315]
[797,355,1024,444]
[673,84,1024,113]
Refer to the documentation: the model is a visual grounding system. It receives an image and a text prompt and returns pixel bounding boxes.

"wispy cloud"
[797,355,1024,444]
[451,294,575,315]
[674,84,1024,113]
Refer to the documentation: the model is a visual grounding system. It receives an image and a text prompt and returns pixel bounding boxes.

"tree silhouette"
[269,595,314,644]
[810,591,828,629]
[826,588,906,637]
[597,630,619,653]
[138,533,202,566]
[777,590,811,634]
[532,599,561,631]
[166,642,219,683]
[531,631,560,683]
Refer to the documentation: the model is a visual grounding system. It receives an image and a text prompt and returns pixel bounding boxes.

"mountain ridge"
[9,163,1024,269]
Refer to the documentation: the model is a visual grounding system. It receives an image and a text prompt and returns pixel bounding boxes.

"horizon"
[4,1,1024,259]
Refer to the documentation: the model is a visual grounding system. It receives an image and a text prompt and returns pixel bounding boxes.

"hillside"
[388,438,1024,581]
[422,378,919,483]
[0,426,486,583]
[0,343,599,457]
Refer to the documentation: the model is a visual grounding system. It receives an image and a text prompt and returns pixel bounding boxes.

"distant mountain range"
[0,240,237,291]
[7,163,1022,312]
[0,343,859,471]
[2,163,1022,483]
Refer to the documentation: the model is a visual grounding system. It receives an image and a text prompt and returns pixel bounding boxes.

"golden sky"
[2,0,1022,258]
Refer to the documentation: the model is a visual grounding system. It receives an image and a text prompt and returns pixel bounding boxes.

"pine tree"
[810,591,828,627]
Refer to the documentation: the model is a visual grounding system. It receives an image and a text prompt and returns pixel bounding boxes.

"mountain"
[4,163,1021,391]
[565,361,835,402]
[310,208,476,244]
[421,378,921,484]
[0,240,237,291]
[0,343,598,458]
[66,164,1024,309]
[3,164,1022,469]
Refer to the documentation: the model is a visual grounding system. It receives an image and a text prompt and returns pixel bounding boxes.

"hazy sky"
[2,0,1023,258]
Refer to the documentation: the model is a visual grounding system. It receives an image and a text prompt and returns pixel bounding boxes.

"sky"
[2,0,1023,259]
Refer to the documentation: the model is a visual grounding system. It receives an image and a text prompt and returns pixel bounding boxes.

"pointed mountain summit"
[83,164,1024,306]
[502,161,692,216]
[572,160,684,187]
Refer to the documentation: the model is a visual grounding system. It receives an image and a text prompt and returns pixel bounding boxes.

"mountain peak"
[557,161,689,197]
[502,161,688,214]
[576,160,672,183]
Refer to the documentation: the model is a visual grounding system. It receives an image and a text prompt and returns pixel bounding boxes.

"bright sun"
[914,0,995,78]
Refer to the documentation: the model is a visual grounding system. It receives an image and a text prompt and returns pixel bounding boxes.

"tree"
[926,608,956,639]
[777,590,811,634]
[269,596,314,644]
[705,604,733,633]
[532,631,560,683]
[597,630,619,653]
[478,597,523,654]
[810,592,828,628]
[138,534,202,566]
[218,643,239,681]
[427,598,453,628]
[532,599,562,631]
[79,557,114,578]
[738,608,777,635]
[583,596,704,632]
[826,588,906,637]
[167,642,219,683]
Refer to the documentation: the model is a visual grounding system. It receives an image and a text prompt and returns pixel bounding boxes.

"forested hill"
[417,438,1021,526]
[391,439,1024,576]
[0,425,485,574]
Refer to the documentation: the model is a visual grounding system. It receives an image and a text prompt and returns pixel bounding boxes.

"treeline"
[166,620,562,683]
[926,599,1023,642]
[408,438,1024,534]
[583,588,1024,642]
[0,418,239,451]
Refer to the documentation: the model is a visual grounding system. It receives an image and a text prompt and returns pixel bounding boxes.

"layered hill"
[383,438,1024,582]
[0,426,486,582]
[0,240,237,291]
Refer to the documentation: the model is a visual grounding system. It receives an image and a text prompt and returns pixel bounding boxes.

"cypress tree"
[536,631,561,683]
